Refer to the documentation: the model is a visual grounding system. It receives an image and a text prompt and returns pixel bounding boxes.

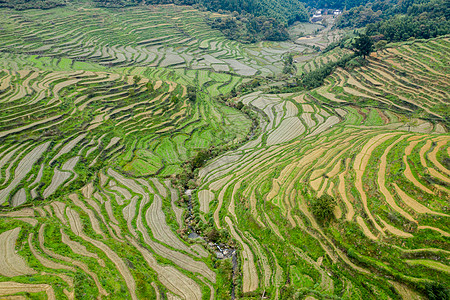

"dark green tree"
[191,150,210,169]
[186,86,197,102]
[425,282,449,300]
[353,33,373,58]
[310,195,336,225]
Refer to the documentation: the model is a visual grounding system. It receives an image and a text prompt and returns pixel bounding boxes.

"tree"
[206,228,220,242]
[132,75,141,85]
[424,282,449,300]
[310,195,336,224]
[353,33,373,58]
[186,86,197,102]
[191,150,210,169]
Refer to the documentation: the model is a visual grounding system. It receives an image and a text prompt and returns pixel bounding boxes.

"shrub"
[310,195,336,225]
[424,282,449,300]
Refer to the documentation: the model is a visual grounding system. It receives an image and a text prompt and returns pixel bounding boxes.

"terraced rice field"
[0,69,249,297]
[0,4,307,77]
[0,1,448,298]
[196,91,449,298]
[193,38,449,299]
[0,3,260,298]
[313,38,450,125]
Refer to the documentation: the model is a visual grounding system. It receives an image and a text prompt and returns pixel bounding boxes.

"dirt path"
[0,228,36,277]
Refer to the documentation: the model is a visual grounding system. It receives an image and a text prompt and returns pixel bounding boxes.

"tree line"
[336,0,450,42]
[207,13,291,43]
[90,0,309,43]
[0,0,64,10]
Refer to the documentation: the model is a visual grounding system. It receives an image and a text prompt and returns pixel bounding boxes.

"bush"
[206,228,220,242]
[186,86,197,102]
[424,282,449,300]
[191,150,210,170]
[310,195,336,225]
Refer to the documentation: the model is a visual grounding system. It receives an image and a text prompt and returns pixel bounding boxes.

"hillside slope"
[0,1,448,300]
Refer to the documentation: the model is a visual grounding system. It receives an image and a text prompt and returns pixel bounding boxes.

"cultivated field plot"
[0,1,448,298]
[0,170,216,299]
[0,4,305,76]
[0,4,255,297]
[293,15,345,51]
[194,39,449,299]
[197,92,449,299]
[295,47,352,75]
[0,54,252,178]
[0,67,249,299]
[313,37,450,125]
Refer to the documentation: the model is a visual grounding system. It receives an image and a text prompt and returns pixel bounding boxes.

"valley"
[0,1,448,299]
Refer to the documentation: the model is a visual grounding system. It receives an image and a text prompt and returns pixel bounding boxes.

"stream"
[184,189,238,299]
